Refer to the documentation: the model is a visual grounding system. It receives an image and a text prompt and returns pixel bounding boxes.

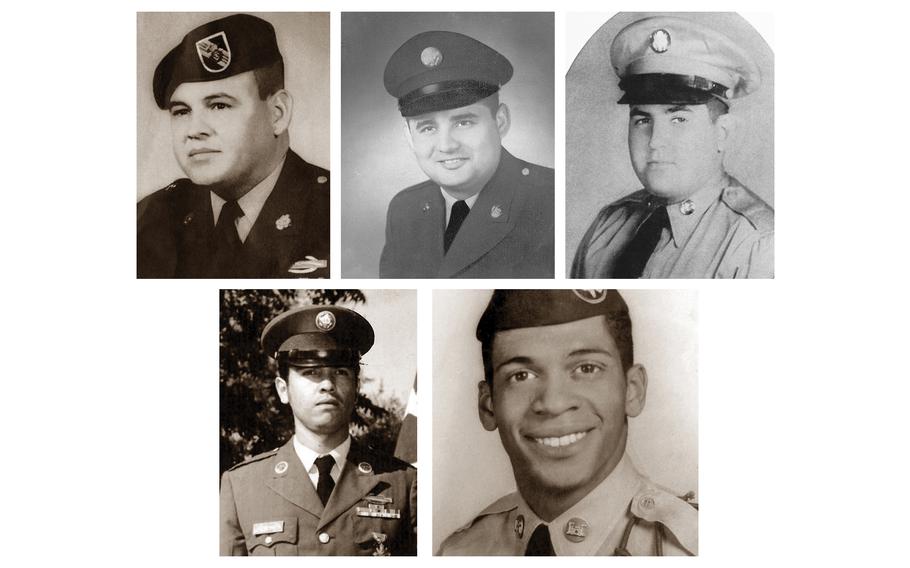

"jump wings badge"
[196,31,231,73]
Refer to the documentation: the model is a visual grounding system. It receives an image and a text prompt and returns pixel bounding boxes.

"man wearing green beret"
[571,15,773,279]
[220,306,416,555]
[379,30,554,279]
[137,13,330,279]
[438,290,697,556]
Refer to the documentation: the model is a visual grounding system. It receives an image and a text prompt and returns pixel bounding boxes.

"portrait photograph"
[341,12,555,278]
[219,289,417,555]
[567,13,774,279]
[433,289,697,555]
[137,12,331,279]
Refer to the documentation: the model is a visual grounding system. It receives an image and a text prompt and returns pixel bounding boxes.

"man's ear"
[478,380,498,431]
[624,364,648,418]
[275,376,290,404]
[714,113,737,153]
[268,89,293,136]
[495,103,511,139]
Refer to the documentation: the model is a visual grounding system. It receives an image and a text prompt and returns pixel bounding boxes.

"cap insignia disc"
[315,310,336,332]
[573,289,607,304]
[649,29,671,53]
[420,46,443,68]
[196,31,231,73]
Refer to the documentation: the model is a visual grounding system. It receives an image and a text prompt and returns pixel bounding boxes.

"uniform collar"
[513,453,643,556]
[292,434,351,479]
[209,155,287,238]
[440,187,480,224]
[665,177,727,247]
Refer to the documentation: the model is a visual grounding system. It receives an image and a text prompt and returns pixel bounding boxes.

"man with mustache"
[137,14,330,278]
[379,30,554,278]
[438,289,697,556]
[572,16,774,278]
[220,306,416,555]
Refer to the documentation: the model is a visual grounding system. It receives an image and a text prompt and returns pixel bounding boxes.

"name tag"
[253,521,284,535]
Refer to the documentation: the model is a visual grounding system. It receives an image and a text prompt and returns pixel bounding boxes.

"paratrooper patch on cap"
[420,46,443,68]
[196,31,232,73]
[573,289,607,304]
[649,29,671,53]
[315,310,336,332]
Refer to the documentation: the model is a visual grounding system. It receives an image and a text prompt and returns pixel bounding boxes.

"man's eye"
[632,117,650,126]
[418,125,436,134]
[670,116,687,124]
[170,108,189,117]
[455,120,474,128]
[574,363,604,375]
[507,370,537,384]
[210,102,231,110]
[333,368,351,377]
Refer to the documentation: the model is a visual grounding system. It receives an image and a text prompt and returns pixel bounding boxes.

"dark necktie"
[314,455,336,506]
[210,200,244,277]
[612,205,669,278]
[443,200,470,253]
[525,524,555,556]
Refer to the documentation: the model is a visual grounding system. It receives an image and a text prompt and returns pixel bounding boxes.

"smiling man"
[379,31,554,278]
[137,14,330,278]
[438,289,697,556]
[572,16,774,278]
[220,306,416,555]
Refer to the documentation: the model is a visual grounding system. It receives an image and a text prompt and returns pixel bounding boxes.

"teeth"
[534,431,587,448]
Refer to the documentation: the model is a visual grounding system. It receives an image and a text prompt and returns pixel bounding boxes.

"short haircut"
[481,311,634,389]
[253,59,285,100]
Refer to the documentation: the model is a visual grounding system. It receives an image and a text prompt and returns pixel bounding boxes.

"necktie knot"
[314,454,336,506]
[525,523,555,556]
[314,454,335,477]
[219,200,244,224]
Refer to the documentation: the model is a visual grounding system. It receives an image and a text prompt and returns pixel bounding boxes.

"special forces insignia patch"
[196,31,231,73]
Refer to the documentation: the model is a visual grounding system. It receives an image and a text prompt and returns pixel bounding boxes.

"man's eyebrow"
[167,99,188,110]
[411,118,438,129]
[494,356,535,373]
[203,93,239,103]
[665,105,692,113]
[630,108,651,117]
[449,112,480,122]
[567,348,616,359]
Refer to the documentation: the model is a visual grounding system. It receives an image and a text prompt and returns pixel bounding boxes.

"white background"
[2,0,909,566]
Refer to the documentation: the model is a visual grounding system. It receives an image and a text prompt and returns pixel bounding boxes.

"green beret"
[476,290,629,342]
[261,306,374,368]
[153,14,283,109]
[611,16,760,104]
[384,30,513,117]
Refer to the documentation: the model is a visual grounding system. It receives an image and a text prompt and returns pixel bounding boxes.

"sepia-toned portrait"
[434,289,697,555]
[567,13,774,279]
[219,289,417,555]
[137,13,331,279]
[341,12,555,279]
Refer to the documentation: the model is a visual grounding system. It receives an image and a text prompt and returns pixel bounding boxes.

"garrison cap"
[153,14,283,109]
[476,289,628,342]
[384,31,513,117]
[611,16,760,104]
[261,306,374,368]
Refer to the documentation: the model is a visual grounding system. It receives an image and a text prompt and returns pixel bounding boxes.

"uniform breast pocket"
[248,517,299,556]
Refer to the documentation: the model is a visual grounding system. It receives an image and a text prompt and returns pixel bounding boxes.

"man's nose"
[436,126,460,152]
[530,373,579,416]
[648,120,669,150]
[186,111,212,141]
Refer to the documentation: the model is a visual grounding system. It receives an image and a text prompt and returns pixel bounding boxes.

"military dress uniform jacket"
[137,151,330,278]
[438,454,696,556]
[220,439,417,556]
[379,149,554,278]
[572,177,773,279]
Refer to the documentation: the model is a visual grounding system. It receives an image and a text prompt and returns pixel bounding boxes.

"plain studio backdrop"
[341,12,555,277]
[432,289,698,552]
[565,12,774,273]
[136,12,330,200]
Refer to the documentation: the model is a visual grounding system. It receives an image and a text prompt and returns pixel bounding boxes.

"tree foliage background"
[220,289,405,476]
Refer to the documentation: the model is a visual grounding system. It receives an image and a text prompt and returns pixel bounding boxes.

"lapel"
[317,441,384,531]
[175,186,217,276]
[438,150,519,277]
[415,186,446,266]
[264,439,323,520]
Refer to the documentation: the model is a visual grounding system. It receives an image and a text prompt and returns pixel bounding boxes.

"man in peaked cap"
[137,13,330,279]
[572,15,774,279]
[379,30,554,278]
[220,306,417,555]
[438,290,697,556]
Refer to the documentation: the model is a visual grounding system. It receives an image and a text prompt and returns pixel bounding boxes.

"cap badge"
[420,46,443,68]
[564,518,589,543]
[649,29,671,53]
[196,31,232,73]
[275,214,291,230]
[274,461,288,474]
[315,310,336,332]
[573,289,607,304]
[490,205,502,219]
[514,514,525,538]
